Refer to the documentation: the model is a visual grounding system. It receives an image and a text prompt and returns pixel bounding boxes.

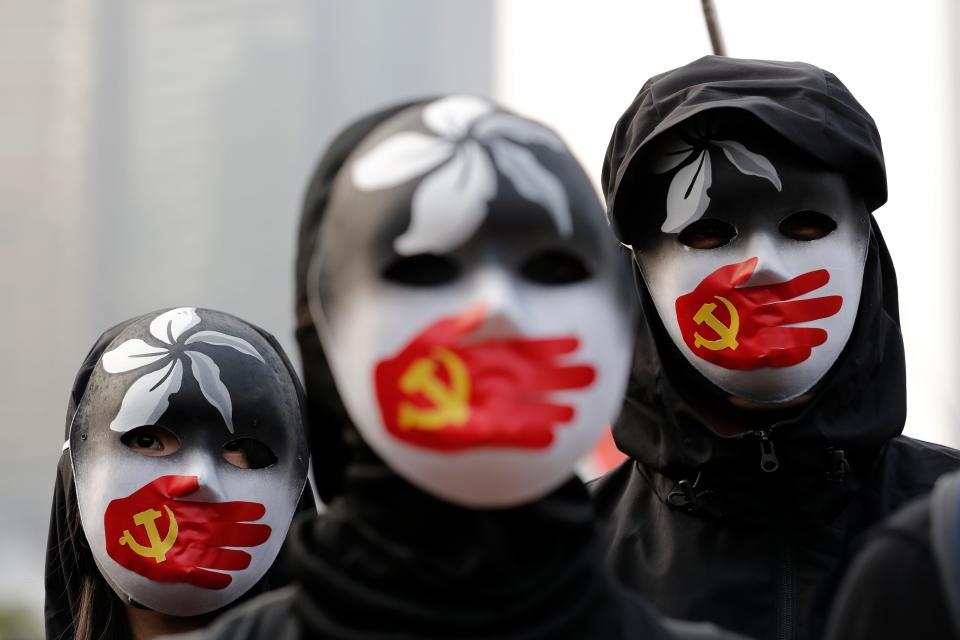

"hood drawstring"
[827,448,850,483]
[667,473,715,512]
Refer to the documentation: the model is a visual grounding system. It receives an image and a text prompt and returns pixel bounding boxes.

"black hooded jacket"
[590,56,960,640]
[177,99,746,640]
[44,315,313,640]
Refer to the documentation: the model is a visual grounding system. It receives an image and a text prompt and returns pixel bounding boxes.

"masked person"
[45,307,311,640]
[825,467,960,640]
[590,55,960,640]
[184,96,741,640]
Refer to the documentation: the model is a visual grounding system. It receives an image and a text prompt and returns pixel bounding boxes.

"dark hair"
[66,484,131,640]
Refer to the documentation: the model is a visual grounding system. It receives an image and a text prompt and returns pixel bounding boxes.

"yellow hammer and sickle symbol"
[119,505,178,564]
[693,295,741,351]
[397,347,471,431]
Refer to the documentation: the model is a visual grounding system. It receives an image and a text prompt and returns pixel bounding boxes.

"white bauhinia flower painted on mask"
[650,129,782,234]
[101,307,265,433]
[351,95,573,255]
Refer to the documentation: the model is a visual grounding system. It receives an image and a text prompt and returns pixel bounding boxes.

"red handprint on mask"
[104,476,271,590]
[675,257,842,370]
[375,306,596,452]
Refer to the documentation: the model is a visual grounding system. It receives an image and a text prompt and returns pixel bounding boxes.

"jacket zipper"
[757,429,780,472]
[778,540,796,640]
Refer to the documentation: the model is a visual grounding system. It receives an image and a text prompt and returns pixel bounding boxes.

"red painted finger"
[501,337,580,359]
[738,269,831,304]
[753,296,842,327]
[754,327,829,351]
[530,364,597,391]
[185,567,233,590]
[761,346,816,368]
[204,521,272,548]
[698,257,758,292]
[506,402,576,426]
[191,546,254,571]
[150,475,200,500]
[175,499,266,524]
[413,304,486,346]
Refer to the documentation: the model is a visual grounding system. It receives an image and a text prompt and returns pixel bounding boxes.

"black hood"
[602,56,904,522]
[294,99,424,504]
[289,98,675,639]
[44,313,312,640]
[603,55,887,240]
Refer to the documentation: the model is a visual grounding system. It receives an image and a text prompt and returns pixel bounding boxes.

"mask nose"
[468,264,525,338]
[742,231,792,286]
[184,451,227,502]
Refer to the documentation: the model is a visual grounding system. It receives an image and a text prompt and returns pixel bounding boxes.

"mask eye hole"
[779,210,837,241]
[677,218,738,249]
[520,249,592,285]
[121,426,181,457]
[222,438,277,470]
[382,253,459,286]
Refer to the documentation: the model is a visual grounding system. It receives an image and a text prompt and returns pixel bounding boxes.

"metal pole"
[700,0,727,56]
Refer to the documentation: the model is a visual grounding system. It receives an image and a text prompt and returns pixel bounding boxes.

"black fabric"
[823,495,954,640]
[602,55,887,243]
[44,317,314,640]
[591,55,960,640]
[196,98,688,640]
[294,98,426,504]
[192,478,679,640]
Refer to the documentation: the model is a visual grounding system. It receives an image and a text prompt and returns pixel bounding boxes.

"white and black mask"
[68,308,309,616]
[308,95,634,508]
[628,124,870,404]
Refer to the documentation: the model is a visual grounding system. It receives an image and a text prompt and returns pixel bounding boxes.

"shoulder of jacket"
[885,436,960,472]
[181,587,299,640]
[866,437,960,513]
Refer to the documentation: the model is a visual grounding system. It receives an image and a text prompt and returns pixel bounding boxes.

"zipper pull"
[758,431,779,473]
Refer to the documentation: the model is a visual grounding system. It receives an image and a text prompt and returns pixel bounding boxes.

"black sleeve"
[825,498,953,640]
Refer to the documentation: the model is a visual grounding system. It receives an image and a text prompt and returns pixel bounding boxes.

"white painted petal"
[394,140,497,256]
[714,139,782,191]
[102,339,169,373]
[109,360,183,432]
[422,95,493,139]
[352,132,453,191]
[662,149,712,233]
[184,331,265,362]
[149,307,201,345]
[490,139,572,237]
[473,113,567,151]
[186,351,234,433]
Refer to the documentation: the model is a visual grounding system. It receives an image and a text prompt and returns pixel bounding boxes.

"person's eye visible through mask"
[222,438,277,469]
[381,253,460,286]
[122,426,181,457]
[779,210,837,241]
[677,218,738,249]
[520,248,592,285]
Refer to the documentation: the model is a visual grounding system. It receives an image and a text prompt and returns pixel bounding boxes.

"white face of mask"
[74,450,297,616]
[69,308,309,616]
[308,96,634,508]
[631,132,870,404]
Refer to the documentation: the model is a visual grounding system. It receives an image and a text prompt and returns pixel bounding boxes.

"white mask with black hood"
[58,308,309,618]
[602,56,902,519]
[308,95,634,508]
[286,97,679,640]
